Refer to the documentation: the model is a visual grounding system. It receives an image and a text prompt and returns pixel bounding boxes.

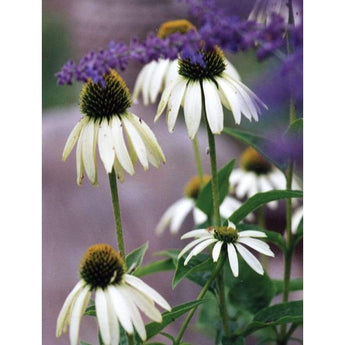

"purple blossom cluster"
[56,0,302,86]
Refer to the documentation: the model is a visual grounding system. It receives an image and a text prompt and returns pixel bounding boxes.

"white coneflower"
[56,244,171,345]
[179,221,274,277]
[248,0,302,26]
[155,47,267,139]
[62,70,165,185]
[155,175,253,234]
[230,147,298,209]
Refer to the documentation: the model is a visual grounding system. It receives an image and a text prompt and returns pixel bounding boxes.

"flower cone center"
[214,226,239,243]
[240,147,272,175]
[157,19,196,39]
[80,244,125,289]
[80,69,132,121]
[184,175,211,199]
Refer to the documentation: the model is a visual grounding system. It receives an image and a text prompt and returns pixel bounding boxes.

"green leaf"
[284,119,303,140]
[228,190,303,224]
[226,257,275,314]
[146,300,207,340]
[173,255,214,289]
[134,259,175,277]
[223,127,287,171]
[154,249,180,263]
[273,278,303,296]
[80,341,93,345]
[84,302,96,316]
[125,242,148,272]
[242,300,303,336]
[196,159,235,216]
[236,223,285,250]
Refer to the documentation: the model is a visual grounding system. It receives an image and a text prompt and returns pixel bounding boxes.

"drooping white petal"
[164,59,179,86]
[142,61,157,105]
[220,197,241,220]
[81,120,97,185]
[155,78,178,121]
[229,169,244,186]
[184,238,218,265]
[149,59,170,103]
[236,172,257,199]
[62,117,87,161]
[235,243,264,275]
[95,288,111,345]
[183,81,202,139]
[169,198,195,234]
[76,135,84,186]
[56,281,85,337]
[238,237,274,257]
[181,228,211,240]
[202,80,224,134]
[113,157,125,182]
[267,200,279,210]
[239,230,267,238]
[227,221,237,229]
[108,285,134,334]
[167,79,187,133]
[224,58,241,81]
[124,274,171,311]
[227,243,239,277]
[133,64,149,103]
[122,116,149,170]
[155,199,180,235]
[111,116,134,175]
[105,289,120,345]
[268,169,286,189]
[193,207,208,225]
[69,286,91,345]
[98,119,115,173]
[118,287,146,341]
[178,237,211,259]
[258,175,273,193]
[126,286,162,322]
[212,241,223,262]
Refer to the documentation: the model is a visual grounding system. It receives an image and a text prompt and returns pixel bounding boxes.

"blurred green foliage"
[42,13,78,110]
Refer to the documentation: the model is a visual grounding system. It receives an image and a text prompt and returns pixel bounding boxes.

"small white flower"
[292,205,303,234]
[155,48,267,139]
[62,70,165,185]
[248,0,302,26]
[230,147,299,209]
[155,175,254,234]
[179,222,274,277]
[56,244,171,345]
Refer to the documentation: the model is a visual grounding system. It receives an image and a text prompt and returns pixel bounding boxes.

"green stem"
[192,135,205,187]
[108,169,126,261]
[175,254,226,344]
[257,206,269,270]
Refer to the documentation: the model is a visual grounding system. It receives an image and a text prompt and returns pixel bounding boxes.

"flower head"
[155,175,253,234]
[230,147,292,209]
[179,221,274,277]
[56,244,171,345]
[62,70,165,185]
[155,47,267,139]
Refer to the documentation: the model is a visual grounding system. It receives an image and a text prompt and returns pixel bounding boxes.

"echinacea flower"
[155,47,267,139]
[248,0,302,26]
[133,20,241,107]
[179,221,274,277]
[155,175,253,234]
[230,147,296,209]
[56,244,170,345]
[62,70,165,185]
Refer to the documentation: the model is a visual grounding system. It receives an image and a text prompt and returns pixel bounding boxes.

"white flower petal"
[98,119,115,173]
[76,135,84,186]
[236,172,257,199]
[122,116,149,170]
[227,243,239,277]
[258,175,273,193]
[142,61,157,105]
[108,285,134,334]
[181,229,211,240]
[227,221,237,229]
[126,286,162,322]
[113,157,125,182]
[184,238,217,265]
[224,58,241,81]
[155,200,180,235]
[155,78,178,121]
[118,287,146,341]
[220,196,241,220]
[164,59,179,85]
[239,230,267,238]
[183,81,202,139]
[238,237,274,257]
[149,59,170,103]
[193,207,208,225]
[62,117,87,161]
[105,289,120,345]
[124,274,171,311]
[169,198,195,234]
[212,241,223,262]
[56,281,85,337]
[96,288,111,345]
[133,64,148,103]
[202,80,224,134]
[292,206,303,234]
[235,243,264,275]
[178,237,211,259]
[268,169,286,189]
[69,286,91,345]
[81,120,98,185]
[167,79,187,133]
[229,169,244,186]
[111,116,134,175]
